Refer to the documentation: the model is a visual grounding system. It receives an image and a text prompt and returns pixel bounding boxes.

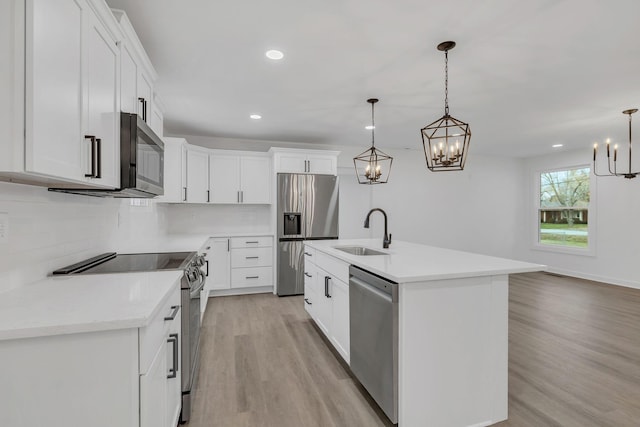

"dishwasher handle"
[349,275,393,303]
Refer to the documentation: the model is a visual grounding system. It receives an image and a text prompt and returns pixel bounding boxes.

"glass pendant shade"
[421,41,471,172]
[354,98,393,184]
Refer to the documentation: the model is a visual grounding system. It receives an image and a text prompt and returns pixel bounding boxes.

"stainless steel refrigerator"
[277,173,339,296]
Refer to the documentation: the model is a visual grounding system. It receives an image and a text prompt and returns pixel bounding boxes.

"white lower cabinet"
[303,245,350,363]
[0,283,182,427]
[201,236,274,302]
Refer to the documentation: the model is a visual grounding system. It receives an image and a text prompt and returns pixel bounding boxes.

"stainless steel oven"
[52,251,206,422]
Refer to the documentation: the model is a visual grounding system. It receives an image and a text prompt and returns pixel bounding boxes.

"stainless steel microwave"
[49,113,164,198]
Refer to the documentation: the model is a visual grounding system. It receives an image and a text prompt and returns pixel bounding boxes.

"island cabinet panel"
[397,274,509,427]
[303,245,350,363]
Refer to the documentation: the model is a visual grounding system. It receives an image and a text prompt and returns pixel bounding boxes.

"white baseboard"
[545,267,640,290]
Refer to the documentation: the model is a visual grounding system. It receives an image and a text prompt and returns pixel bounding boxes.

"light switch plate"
[0,212,8,243]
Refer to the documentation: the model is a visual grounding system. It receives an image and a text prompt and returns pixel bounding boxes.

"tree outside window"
[539,167,590,248]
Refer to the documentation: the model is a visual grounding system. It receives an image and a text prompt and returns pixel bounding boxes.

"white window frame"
[531,164,596,256]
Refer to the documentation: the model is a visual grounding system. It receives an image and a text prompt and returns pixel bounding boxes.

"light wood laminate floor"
[186,272,640,426]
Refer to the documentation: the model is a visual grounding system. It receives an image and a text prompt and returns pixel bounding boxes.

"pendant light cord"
[444,49,449,116]
[371,101,376,148]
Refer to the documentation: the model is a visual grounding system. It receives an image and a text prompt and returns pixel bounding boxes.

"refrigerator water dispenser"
[283,212,302,235]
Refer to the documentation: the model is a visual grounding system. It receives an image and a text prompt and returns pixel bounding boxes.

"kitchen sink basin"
[333,246,387,256]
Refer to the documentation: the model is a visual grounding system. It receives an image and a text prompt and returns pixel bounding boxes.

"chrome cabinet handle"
[245,256,259,259]
[84,135,96,178]
[304,252,312,256]
[246,276,259,279]
[246,241,259,244]
[207,190,210,203]
[227,239,230,252]
[205,260,209,276]
[167,333,179,378]
[304,272,312,278]
[304,298,312,305]
[164,305,180,321]
[183,187,187,202]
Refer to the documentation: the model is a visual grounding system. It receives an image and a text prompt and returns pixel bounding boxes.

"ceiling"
[106,0,640,158]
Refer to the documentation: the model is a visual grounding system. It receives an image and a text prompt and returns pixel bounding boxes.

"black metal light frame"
[421,41,471,172]
[593,108,639,179]
[354,98,393,184]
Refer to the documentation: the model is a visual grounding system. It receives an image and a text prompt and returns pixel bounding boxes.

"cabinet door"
[157,137,186,203]
[209,155,240,203]
[186,148,209,203]
[85,10,119,187]
[150,98,163,137]
[308,154,337,175]
[137,70,153,123]
[276,153,307,173]
[240,156,271,204]
[166,319,181,426]
[314,270,332,336]
[26,0,86,181]
[208,238,231,291]
[140,343,167,427]
[330,277,350,363]
[120,43,138,114]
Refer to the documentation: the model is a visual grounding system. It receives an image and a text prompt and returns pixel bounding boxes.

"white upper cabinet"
[185,146,209,203]
[209,152,271,204]
[111,9,158,127]
[1,0,122,188]
[240,156,271,204]
[209,154,240,203]
[270,148,339,175]
[84,7,120,186]
[157,137,186,203]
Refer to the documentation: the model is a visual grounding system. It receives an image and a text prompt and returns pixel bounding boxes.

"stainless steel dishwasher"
[349,265,399,424]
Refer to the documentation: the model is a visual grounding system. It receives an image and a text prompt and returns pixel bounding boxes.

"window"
[537,166,591,250]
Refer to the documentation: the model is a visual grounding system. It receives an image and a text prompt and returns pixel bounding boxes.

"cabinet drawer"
[231,247,272,268]
[303,246,316,259]
[231,266,273,288]
[230,236,273,249]
[139,285,181,374]
[315,251,349,284]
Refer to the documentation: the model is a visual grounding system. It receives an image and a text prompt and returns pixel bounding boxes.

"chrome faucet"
[364,208,392,248]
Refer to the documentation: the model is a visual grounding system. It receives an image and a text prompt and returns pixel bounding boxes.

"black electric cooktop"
[53,252,197,275]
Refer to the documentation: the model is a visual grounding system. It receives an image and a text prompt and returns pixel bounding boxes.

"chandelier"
[421,41,471,172]
[593,109,639,179]
[353,98,393,184]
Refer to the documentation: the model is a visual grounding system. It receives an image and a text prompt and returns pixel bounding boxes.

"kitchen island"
[304,239,545,427]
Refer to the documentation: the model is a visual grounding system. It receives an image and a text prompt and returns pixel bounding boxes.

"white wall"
[0,182,168,293]
[347,148,526,258]
[165,204,271,235]
[517,148,640,288]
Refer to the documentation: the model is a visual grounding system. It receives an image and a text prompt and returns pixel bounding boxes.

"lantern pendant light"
[353,98,393,184]
[593,109,639,179]
[421,41,471,172]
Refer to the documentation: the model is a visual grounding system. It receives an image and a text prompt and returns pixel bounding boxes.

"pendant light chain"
[444,49,449,116]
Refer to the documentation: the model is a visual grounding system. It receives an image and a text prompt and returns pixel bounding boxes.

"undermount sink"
[334,246,387,256]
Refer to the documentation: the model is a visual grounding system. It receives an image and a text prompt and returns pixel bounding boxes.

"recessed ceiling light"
[552,144,563,148]
[365,125,375,130]
[250,114,262,120]
[265,50,284,60]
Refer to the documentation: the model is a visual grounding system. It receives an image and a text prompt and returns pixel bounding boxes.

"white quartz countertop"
[306,239,545,283]
[0,271,183,341]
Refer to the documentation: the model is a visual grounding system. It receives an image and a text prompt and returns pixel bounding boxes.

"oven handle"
[189,272,206,298]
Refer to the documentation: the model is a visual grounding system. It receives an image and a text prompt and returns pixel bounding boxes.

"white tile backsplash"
[0,182,168,293]
[165,203,272,235]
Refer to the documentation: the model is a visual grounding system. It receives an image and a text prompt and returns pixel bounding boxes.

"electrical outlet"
[0,212,8,243]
